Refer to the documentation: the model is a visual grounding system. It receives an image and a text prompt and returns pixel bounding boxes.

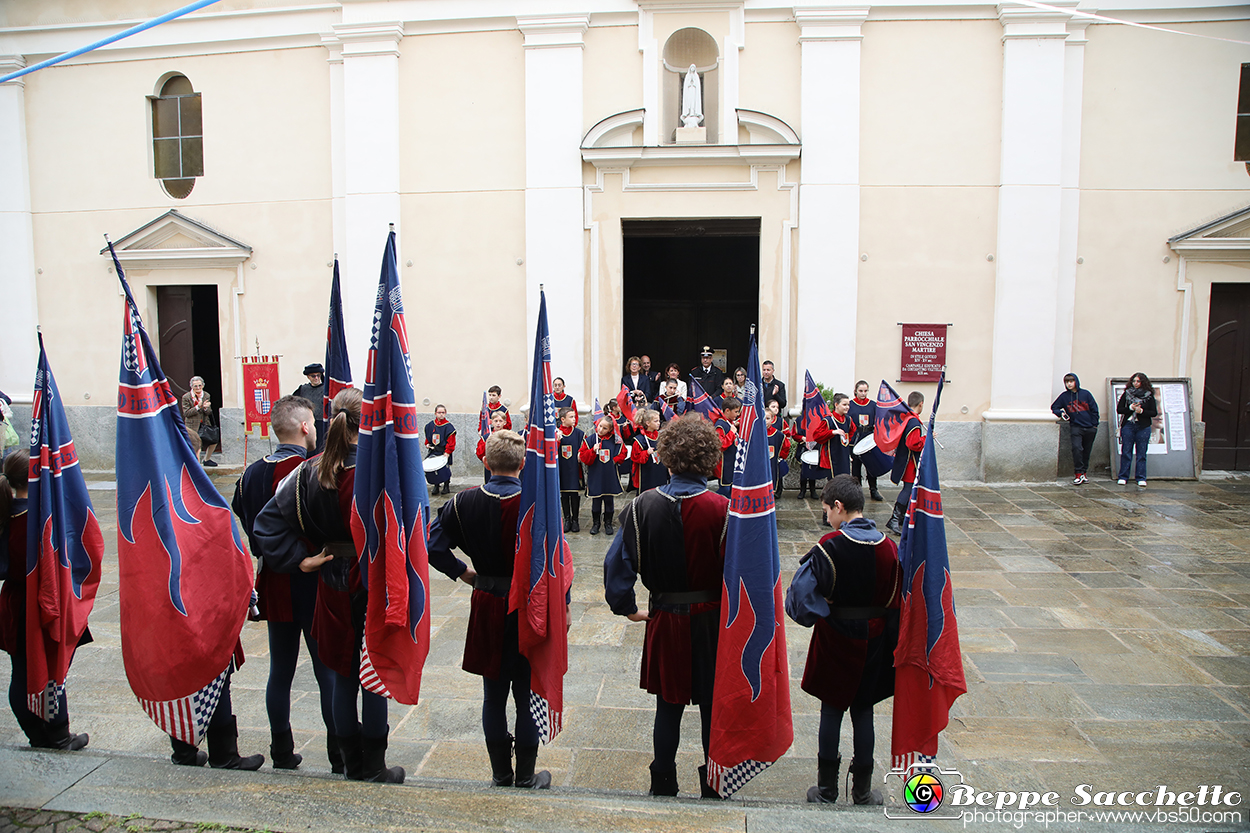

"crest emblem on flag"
[254,386,271,416]
[351,228,431,706]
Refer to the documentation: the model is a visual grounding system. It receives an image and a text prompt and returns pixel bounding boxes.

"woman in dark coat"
[1116,372,1158,486]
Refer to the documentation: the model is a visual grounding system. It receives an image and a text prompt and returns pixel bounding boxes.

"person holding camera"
[1116,372,1157,487]
[1050,373,1099,485]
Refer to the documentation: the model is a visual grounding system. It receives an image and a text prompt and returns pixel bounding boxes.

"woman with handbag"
[181,376,219,467]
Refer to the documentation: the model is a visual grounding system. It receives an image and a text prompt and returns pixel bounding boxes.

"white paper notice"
[1168,412,1188,451]
[1163,384,1187,414]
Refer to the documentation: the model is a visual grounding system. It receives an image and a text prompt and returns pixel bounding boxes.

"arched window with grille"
[151,74,202,199]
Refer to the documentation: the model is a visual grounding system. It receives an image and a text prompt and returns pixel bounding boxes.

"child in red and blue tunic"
[713,398,741,496]
[766,400,791,496]
[486,385,511,430]
[606,399,634,488]
[551,378,578,422]
[579,417,629,536]
[811,393,853,485]
[630,409,669,492]
[848,382,883,502]
[556,408,585,533]
[886,392,926,536]
[423,404,457,496]
[477,410,508,484]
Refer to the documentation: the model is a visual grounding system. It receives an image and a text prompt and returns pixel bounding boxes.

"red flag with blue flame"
[801,371,832,438]
[687,378,723,422]
[25,334,104,721]
[110,240,252,745]
[707,332,793,798]
[874,379,912,455]
[323,257,352,423]
[351,229,430,706]
[891,372,965,769]
[614,383,636,426]
[508,289,574,744]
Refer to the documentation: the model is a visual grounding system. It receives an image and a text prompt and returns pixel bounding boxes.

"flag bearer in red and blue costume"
[551,377,577,422]
[253,389,405,784]
[486,385,512,430]
[713,398,741,497]
[886,392,926,536]
[766,400,791,496]
[630,409,669,492]
[795,421,831,501]
[604,414,729,799]
[606,398,634,486]
[477,410,509,483]
[579,417,629,536]
[425,430,553,790]
[849,382,884,502]
[423,404,456,496]
[785,475,901,806]
[231,395,338,773]
[0,450,91,752]
[557,408,585,533]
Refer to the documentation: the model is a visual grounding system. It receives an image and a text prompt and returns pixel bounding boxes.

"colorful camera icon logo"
[884,762,964,820]
[903,771,944,813]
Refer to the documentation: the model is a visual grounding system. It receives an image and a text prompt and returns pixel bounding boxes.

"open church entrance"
[622,219,760,389]
[157,284,223,446]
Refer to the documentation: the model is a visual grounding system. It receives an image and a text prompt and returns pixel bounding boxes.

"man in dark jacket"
[689,346,725,395]
[1050,373,1099,485]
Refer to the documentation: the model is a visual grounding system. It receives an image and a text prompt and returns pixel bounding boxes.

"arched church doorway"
[622,218,760,386]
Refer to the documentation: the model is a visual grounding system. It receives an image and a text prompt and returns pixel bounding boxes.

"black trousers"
[1070,425,1098,475]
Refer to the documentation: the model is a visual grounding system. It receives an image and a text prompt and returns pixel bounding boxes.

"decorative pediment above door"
[100,209,252,270]
[1169,205,1250,262]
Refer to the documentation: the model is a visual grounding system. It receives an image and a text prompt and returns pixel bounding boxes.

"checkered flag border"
[708,757,774,799]
[527,691,562,745]
[27,679,65,722]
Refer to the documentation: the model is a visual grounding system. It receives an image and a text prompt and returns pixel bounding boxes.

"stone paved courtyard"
[2,472,1248,831]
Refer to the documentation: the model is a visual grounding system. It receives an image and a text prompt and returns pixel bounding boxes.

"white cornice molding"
[330,21,404,58]
[0,55,25,88]
[582,142,800,168]
[101,210,252,271]
[1168,238,1250,262]
[516,15,590,49]
[737,109,800,145]
[795,6,872,41]
[998,0,1076,38]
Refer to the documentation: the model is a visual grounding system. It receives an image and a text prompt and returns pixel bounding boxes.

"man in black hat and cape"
[292,363,326,451]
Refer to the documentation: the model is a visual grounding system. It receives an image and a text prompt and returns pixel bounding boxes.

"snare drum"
[851,435,893,478]
[800,449,820,466]
[423,454,448,473]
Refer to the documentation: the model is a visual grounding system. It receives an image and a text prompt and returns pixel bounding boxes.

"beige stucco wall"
[739,21,801,133]
[1074,19,1250,412]
[24,45,334,407]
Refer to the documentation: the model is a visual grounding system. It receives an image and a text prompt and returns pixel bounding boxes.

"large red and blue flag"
[874,379,912,455]
[891,372,965,770]
[508,289,574,744]
[479,390,491,442]
[351,229,430,706]
[110,240,252,745]
[707,331,793,798]
[614,383,636,426]
[801,371,831,438]
[687,378,723,422]
[323,257,352,423]
[25,333,104,721]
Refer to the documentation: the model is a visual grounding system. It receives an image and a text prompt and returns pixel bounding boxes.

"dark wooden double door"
[156,285,223,440]
[1203,283,1250,470]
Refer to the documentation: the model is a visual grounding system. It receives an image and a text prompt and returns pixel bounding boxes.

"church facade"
[2,0,1248,479]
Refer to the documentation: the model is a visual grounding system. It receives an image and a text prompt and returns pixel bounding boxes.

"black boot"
[486,738,514,786]
[697,764,721,799]
[571,516,580,533]
[270,726,302,770]
[170,737,207,767]
[327,733,345,774]
[848,759,882,805]
[514,744,551,789]
[886,504,904,535]
[442,483,451,495]
[603,514,614,536]
[337,732,364,780]
[796,480,807,499]
[868,476,883,501]
[41,723,89,751]
[806,755,841,804]
[208,715,265,770]
[563,516,571,533]
[590,512,601,535]
[360,733,405,784]
[648,761,679,797]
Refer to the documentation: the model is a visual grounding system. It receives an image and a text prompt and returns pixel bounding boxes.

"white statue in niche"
[681,64,703,128]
